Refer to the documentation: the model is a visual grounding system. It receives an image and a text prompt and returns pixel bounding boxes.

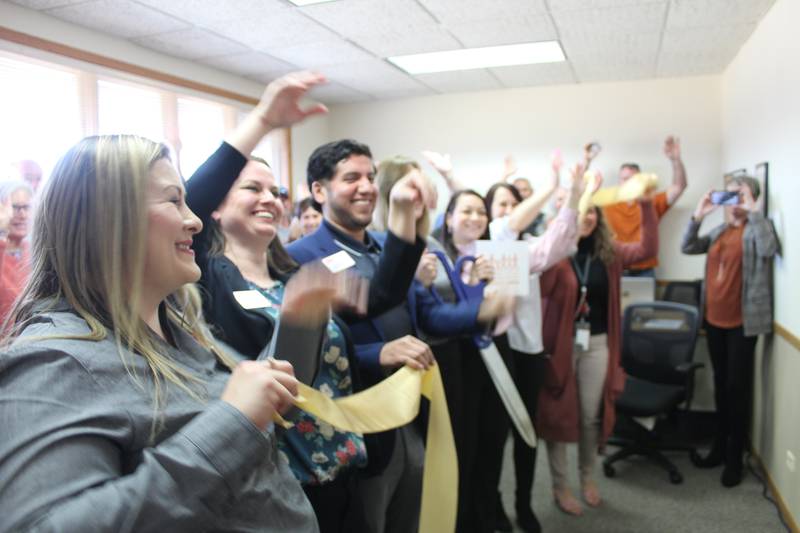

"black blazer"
[185,143,392,474]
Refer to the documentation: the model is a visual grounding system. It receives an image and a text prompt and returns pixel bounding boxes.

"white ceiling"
[9,0,776,104]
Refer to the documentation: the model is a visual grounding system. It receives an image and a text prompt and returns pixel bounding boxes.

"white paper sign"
[474,240,530,296]
[232,290,272,310]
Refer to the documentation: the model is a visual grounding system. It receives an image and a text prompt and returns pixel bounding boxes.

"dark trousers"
[303,470,367,533]
[704,322,758,469]
[467,334,513,533]
[508,350,548,504]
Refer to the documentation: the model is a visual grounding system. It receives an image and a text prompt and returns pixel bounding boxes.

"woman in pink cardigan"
[0,181,33,325]
[537,195,657,517]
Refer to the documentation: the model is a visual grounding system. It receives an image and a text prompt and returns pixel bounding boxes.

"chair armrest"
[675,361,704,412]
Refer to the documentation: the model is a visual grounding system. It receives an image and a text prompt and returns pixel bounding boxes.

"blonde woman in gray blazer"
[0,72,329,532]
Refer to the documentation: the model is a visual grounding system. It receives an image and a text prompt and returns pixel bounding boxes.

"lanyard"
[571,254,592,320]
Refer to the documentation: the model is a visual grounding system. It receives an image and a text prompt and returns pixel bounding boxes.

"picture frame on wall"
[755,162,769,216]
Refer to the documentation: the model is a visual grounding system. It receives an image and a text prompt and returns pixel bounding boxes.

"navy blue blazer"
[286,221,483,385]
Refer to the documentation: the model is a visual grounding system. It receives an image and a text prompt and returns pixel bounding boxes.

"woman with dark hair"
[484,166,583,533]
[374,159,511,533]
[294,196,323,239]
[682,176,779,487]
[537,191,658,517]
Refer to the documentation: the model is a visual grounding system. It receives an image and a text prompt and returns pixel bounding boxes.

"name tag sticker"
[321,250,356,273]
[233,290,271,310]
[575,321,591,352]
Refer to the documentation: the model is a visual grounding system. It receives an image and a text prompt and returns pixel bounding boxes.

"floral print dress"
[250,281,368,486]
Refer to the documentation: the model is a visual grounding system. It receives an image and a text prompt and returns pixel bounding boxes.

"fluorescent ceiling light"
[287,0,338,5]
[388,41,566,75]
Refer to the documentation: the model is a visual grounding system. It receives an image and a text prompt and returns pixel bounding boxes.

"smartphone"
[710,190,740,205]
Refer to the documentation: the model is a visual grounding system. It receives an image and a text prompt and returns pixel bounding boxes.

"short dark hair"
[306,139,372,192]
[620,163,641,173]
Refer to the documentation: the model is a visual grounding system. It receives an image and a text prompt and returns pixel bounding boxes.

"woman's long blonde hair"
[371,156,430,234]
[5,135,236,427]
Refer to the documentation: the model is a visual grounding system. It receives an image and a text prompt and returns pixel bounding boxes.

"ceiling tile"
[444,15,557,48]
[659,23,757,55]
[552,2,668,36]
[666,0,776,29]
[201,8,338,50]
[323,58,428,94]
[366,86,437,100]
[549,0,665,9]
[200,52,297,78]
[9,0,87,9]
[133,0,287,28]
[307,82,373,105]
[490,62,576,87]
[299,0,460,56]
[132,28,248,60]
[563,31,660,63]
[415,69,502,93]
[45,0,189,38]
[268,40,376,69]
[418,0,547,25]
[656,50,733,77]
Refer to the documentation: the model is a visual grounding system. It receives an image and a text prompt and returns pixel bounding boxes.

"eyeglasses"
[11,204,31,214]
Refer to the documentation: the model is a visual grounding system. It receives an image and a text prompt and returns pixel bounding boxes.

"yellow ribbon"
[579,172,659,215]
[292,365,457,533]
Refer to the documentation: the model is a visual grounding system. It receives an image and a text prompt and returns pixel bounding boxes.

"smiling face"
[447,193,488,246]
[490,186,519,219]
[143,158,203,298]
[300,205,322,236]
[213,160,283,246]
[579,206,599,238]
[513,178,532,199]
[313,154,377,234]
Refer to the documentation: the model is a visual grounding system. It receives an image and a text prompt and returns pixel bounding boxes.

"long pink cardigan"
[535,200,658,444]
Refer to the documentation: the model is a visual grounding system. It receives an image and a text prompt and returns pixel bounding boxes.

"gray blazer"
[0,308,318,533]
[681,212,780,336]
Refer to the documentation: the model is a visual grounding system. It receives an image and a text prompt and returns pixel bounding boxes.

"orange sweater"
[0,240,30,324]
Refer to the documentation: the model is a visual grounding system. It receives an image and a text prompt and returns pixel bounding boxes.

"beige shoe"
[553,488,583,516]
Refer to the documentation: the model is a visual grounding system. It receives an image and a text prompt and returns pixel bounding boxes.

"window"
[97,79,165,143]
[178,96,227,178]
[0,53,82,185]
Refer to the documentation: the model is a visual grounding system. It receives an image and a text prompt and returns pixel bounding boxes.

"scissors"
[427,250,537,447]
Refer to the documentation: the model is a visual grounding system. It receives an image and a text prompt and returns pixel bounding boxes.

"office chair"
[661,280,702,311]
[603,302,703,484]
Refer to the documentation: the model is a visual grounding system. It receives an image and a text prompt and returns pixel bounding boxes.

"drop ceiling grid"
[6,0,779,103]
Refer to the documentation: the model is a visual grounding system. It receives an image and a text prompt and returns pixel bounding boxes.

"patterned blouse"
[249,281,368,486]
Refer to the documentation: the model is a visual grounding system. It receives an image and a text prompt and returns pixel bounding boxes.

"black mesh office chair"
[603,302,703,484]
[661,280,702,311]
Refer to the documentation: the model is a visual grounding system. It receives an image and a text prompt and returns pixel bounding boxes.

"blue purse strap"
[429,250,492,348]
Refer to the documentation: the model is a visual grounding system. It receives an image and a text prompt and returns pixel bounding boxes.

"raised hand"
[281,262,339,326]
[421,150,453,178]
[664,135,681,161]
[551,149,564,176]
[502,154,518,180]
[693,190,718,220]
[257,71,328,130]
[477,290,514,324]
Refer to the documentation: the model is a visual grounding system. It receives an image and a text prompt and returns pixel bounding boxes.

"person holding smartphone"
[682,176,780,487]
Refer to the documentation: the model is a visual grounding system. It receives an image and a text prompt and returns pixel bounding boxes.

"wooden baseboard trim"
[750,448,800,533]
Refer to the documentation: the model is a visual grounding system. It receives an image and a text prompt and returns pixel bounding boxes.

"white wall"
[721,0,800,525]
[324,75,723,281]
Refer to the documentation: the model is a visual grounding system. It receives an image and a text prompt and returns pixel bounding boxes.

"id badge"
[575,320,591,352]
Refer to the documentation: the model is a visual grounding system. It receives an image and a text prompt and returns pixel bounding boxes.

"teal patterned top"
[249,281,367,485]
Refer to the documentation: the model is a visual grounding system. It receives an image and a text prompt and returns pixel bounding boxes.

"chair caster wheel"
[669,470,683,484]
[603,464,615,478]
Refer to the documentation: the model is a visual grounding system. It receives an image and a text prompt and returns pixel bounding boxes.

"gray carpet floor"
[498,439,787,533]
